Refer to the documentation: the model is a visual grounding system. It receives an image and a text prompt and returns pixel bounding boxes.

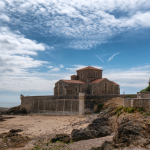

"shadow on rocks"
[90,118,150,150]
[50,134,70,143]
[71,117,112,142]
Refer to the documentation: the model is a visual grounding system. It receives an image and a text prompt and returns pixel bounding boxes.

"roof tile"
[90,78,106,83]
[111,81,119,85]
[77,66,103,71]
[61,80,86,84]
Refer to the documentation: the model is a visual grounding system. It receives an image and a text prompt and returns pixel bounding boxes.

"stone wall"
[21,93,137,115]
[137,92,150,98]
[84,94,123,113]
[89,78,118,94]
[77,70,102,83]
[123,98,150,109]
[54,81,88,95]
[21,95,80,115]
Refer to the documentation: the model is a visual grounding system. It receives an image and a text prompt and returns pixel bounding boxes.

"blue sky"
[0,0,150,106]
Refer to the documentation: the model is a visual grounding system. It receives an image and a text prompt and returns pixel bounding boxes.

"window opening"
[75,87,78,94]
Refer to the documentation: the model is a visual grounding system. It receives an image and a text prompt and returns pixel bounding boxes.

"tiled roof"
[77,66,103,71]
[61,80,86,84]
[111,81,119,85]
[90,78,106,83]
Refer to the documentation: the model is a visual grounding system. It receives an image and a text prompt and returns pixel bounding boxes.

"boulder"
[113,118,150,147]
[71,128,96,141]
[71,117,111,142]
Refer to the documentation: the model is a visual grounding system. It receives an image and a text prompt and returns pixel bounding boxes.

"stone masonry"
[54,66,120,95]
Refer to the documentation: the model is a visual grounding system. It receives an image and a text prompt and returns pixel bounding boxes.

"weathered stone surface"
[71,128,96,142]
[71,117,111,142]
[91,118,150,150]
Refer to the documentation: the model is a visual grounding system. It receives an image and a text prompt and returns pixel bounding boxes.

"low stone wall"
[137,92,150,98]
[123,99,131,107]
[123,98,150,109]
[20,93,137,115]
[21,95,80,115]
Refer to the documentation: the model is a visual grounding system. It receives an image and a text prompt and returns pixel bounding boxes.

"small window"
[81,72,82,78]
[94,72,95,77]
[83,72,84,77]
[75,87,78,94]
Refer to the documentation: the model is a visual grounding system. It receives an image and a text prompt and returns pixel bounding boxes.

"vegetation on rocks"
[115,106,145,116]
[140,85,150,92]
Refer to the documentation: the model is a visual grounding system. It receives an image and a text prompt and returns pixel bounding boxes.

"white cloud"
[0,76,57,92]
[59,64,64,68]
[1,0,150,49]
[0,14,10,22]
[0,27,49,77]
[108,52,120,61]
[104,65,150,89]
[0,1,5,10]
[95,54,104,62]
[0,27,48,55]
[48,66,53,68]
[50,67,60,72]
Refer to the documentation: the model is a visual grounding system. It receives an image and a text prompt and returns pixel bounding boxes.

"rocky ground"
[1,98,150,150]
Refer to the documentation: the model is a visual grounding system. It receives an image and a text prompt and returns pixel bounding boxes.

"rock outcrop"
[90,117,150,150]
[71,117,111,142]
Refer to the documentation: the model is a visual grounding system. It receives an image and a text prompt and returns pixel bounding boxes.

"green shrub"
[116,106,123,112]
[127,108,135,113]
[140,85,150,92]
[136,107,145,112]
[116,112,122,118]
[123,107,128,112]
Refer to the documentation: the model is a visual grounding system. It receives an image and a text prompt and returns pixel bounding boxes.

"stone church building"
[54,66,120,95]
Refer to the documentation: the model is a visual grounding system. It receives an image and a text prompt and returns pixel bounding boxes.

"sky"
[0,0,150,106]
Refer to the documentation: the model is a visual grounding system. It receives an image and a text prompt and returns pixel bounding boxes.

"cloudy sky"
[0,0,150,106]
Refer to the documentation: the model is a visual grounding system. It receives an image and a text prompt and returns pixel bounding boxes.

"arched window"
[59,86,63,95]
[81,72,82,78]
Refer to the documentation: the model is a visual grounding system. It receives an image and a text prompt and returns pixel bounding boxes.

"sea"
[0,101,20,108]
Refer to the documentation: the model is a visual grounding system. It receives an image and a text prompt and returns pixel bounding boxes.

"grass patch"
[116,112,122,118]
[116,106,145,117]
[116,106,123,113]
